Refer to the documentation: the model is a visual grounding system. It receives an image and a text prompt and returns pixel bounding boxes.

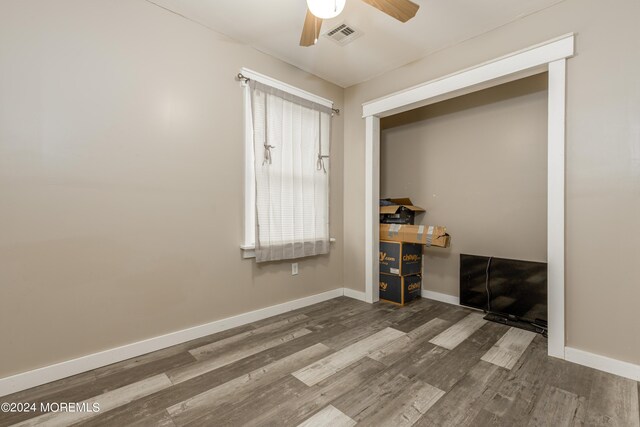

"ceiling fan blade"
[300,9,323,47]
[361,0,420,22]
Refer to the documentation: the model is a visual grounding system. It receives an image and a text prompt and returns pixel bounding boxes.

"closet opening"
[379,74,549,335]
[362,34,573,358]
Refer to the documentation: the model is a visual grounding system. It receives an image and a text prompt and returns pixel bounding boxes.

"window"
[240,68,333,262]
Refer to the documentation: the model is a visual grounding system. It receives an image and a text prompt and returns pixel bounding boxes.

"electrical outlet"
[291,263,299,275]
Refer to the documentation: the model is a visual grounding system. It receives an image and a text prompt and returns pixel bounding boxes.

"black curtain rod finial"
[237,73,250,83]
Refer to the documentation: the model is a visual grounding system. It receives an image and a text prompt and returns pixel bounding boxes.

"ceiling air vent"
[323,22,363,46]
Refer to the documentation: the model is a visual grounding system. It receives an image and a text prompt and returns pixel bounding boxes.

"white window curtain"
[249,80,331,262]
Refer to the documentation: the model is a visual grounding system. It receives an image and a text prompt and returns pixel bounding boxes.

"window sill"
[241,238,336,259]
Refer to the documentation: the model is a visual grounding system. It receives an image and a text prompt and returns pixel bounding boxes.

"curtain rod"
[237,72,340,116]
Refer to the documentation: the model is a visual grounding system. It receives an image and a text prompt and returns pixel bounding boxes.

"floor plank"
[419,321,508,392]
[585,370,640,427]
[0,352,195,426]
[390,302,453,333]
[357,379,445,426]
[429,312,487,350]
[332,341,449,422]
[292,327,405,386]
[415,360,509,426]
[166,343,332,425]
[296,405,356,427]
[167,327,312,384]
[481,327,536,370]
[188,314,309,360]
[12,374,172,427]
[369,318,450,366]
[181,375,307,426]
[334,371,414,421]
[215,358,387,427]
[526,384,584,427]
[475,335,551,426]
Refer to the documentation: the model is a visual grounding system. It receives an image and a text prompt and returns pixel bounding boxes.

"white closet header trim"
[361,33,574,118]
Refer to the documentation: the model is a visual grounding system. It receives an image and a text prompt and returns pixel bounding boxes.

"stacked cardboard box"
[379,240,423,306]
[380,224,450,248]
[379,198,426,225]
[379,197,452,306]
[379,273,422,306]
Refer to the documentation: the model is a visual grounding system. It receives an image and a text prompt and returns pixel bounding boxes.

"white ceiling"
[148,0,565,87]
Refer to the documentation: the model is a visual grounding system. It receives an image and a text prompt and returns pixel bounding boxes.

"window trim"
[240,68,335,258]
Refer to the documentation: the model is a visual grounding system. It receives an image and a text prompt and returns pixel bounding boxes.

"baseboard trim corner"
[342,287,367,302]
[0,288,344,397]
[564,346,640,382]
[421,290,460,306]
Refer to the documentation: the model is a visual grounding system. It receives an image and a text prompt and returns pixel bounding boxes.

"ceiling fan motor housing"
[307,0,347,19]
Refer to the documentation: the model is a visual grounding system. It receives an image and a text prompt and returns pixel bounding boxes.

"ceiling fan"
[300,0,420,46]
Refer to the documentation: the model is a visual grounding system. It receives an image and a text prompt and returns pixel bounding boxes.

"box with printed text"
[379,274,422,305]
[379,240,423,276]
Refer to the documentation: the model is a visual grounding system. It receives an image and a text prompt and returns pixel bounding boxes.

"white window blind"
[246,77,332,262]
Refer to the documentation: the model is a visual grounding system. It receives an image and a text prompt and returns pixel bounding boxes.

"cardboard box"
[380,198,426,225]
[380,224,451,248]
[379,240,423,276]
[379,273,422,305]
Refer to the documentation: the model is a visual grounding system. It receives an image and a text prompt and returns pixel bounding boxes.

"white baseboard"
[343,287,367,302]
[421,290,460,306]
[565,346,640,382]
[0,288,344,397]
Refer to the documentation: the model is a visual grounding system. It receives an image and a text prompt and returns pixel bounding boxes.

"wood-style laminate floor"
[1,297,639,427]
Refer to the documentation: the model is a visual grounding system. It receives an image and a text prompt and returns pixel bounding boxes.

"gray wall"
[343,0,640,365]
[0,0,344,378]
[380,75,548,297]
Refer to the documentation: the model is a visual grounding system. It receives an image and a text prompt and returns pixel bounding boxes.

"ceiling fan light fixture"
[306,0,346,19]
